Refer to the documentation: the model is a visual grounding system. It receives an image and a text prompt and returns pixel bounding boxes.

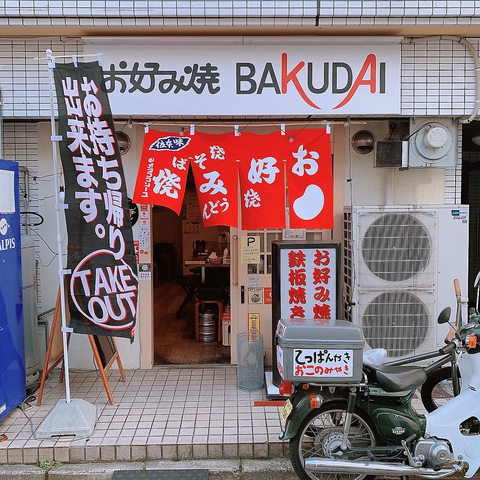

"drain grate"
[112,470,208,480]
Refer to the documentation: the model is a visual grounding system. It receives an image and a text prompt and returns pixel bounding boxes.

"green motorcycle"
[278,300,480,480]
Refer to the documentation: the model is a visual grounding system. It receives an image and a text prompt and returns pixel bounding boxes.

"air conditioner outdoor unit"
[344,205,469,361]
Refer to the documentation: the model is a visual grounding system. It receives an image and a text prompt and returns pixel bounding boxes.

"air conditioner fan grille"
[362,291,429,358]
[361,213,431,282]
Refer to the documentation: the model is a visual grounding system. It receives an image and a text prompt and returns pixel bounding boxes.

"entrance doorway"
[151,186,231,365]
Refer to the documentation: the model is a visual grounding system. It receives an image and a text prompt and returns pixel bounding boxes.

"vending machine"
[0,159,26,422]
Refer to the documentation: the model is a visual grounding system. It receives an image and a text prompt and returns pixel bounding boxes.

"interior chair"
[175,270,201,318]
[153,242,175,281]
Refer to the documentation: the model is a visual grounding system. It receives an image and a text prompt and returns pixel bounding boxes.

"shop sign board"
[276,243,339,321]
[85,41,401,115]
[271,240,341,385]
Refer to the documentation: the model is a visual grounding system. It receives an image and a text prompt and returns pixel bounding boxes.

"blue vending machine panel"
[0,159,26,422]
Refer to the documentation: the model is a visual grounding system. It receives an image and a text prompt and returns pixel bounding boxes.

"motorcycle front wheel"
[420,366,460,413]
[289,402,378,480]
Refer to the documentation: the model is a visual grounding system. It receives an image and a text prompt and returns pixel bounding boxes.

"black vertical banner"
[53,61,138,341]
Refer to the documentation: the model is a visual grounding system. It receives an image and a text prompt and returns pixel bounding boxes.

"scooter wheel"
[289,401,378,480]
[420,366,460,413]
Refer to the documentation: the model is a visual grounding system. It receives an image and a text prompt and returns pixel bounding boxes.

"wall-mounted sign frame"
[271,240,342,386]
[84,40,401,116]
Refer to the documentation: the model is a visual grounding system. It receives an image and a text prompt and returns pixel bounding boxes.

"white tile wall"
[0,37,479,119]
[0,1,477,23]
[0,39,84,118]
[401,37,478,117]
[1,123,44,308]
[0,0,317,18]
[444,125,463,205]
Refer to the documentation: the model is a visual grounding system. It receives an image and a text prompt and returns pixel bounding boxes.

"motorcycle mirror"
[437,306,452,324]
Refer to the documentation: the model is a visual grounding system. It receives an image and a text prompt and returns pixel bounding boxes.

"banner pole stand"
[34,49,97,440]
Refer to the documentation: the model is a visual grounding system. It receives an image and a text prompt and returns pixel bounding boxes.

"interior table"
[184,258,230,283]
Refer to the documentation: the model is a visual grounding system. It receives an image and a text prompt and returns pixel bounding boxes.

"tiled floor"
[0,365,286,465]
[0,302,429,469]
[154,279,231,365]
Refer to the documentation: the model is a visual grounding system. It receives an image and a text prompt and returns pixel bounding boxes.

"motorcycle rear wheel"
[420,366,460,413]
[289,402,378,480]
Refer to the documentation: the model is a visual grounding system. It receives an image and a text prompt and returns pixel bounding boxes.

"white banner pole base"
[34,398,98,440]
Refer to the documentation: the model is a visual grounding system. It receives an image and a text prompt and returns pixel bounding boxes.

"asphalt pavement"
[0,458,300,480]
[0,457,472,480]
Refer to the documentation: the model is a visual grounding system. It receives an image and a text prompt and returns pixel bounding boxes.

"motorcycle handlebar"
[439,341,457,355]
[454,278,461,296]
[444,326,457,343]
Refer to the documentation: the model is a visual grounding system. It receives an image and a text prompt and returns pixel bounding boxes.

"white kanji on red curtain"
[133,128,333,231]
[237,132,286,230]
[285,129,333,229]
[189,132,238,227]
[133,130,192,214]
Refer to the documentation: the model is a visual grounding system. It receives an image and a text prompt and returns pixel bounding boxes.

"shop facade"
[0,2,479,372]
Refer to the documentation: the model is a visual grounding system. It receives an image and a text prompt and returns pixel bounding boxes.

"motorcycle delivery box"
[276,318,364,384]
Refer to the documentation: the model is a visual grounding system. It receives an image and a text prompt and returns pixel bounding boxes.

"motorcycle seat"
[363,364,427,392]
